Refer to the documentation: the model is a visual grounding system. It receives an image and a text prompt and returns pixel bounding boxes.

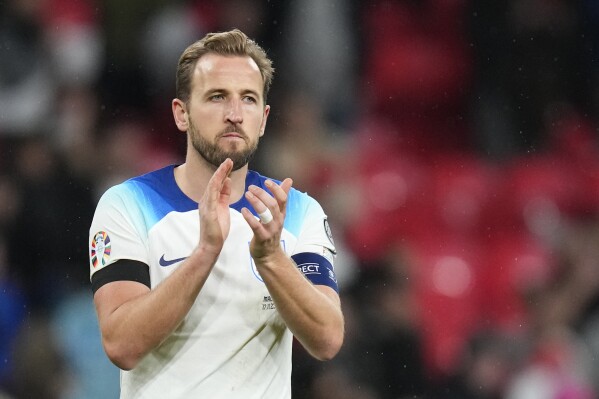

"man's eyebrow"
[241,89,260,97]
[205,88,228,95]
[204,88,259,95]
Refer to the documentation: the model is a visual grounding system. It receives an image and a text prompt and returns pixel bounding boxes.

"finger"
[257,208,273,224]
[205,159,233,202]
[214,158,233,186]
[244,190,273,219]
[219,177,232,202]
[241,207,263,231]
[264,178,293,211]
[247,185,277,210]
[264,178,292,198]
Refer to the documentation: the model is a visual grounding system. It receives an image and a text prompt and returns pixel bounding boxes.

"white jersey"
[89,165,337,399]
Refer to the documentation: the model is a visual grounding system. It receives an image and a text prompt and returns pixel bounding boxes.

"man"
[89,29,344,398]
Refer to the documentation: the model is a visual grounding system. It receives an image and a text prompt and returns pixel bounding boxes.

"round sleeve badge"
[91,231,111,268]
[324,218,335,247]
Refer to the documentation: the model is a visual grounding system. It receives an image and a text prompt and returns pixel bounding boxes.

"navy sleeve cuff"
[291,252,339,293]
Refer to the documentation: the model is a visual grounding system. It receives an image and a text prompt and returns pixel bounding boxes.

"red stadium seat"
[407,233,483,378]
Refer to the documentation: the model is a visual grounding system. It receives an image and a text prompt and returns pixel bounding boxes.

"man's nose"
[225,98,243,124]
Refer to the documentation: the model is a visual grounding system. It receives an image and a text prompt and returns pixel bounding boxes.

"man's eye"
[210,94,224,101]
[243,96,257,103]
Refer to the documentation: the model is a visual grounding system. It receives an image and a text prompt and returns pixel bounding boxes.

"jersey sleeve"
[291,194,336,254]
[89,183,149,281]
[288,191,339,292]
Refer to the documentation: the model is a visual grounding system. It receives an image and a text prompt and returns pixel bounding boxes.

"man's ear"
[259,105,270,137]
[172,98,189,132]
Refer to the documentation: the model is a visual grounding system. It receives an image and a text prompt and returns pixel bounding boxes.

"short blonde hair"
[176,29,274,105]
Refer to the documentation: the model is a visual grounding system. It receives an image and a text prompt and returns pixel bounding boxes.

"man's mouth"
[222,132,242,138]
[219,129,247,142]
[219,125,247,140]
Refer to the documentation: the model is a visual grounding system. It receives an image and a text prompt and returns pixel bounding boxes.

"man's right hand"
[198,158,233,257]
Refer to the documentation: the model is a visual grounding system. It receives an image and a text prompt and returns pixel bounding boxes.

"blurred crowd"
[1,0,599,398]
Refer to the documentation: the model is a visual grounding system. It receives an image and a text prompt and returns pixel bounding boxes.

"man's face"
[185,54,269,170]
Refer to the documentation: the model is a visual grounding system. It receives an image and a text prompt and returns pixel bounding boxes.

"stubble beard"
[188,117,259,171]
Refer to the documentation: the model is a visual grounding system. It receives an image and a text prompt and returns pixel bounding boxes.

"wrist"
[189,244,220,268]
[253,247,288,270]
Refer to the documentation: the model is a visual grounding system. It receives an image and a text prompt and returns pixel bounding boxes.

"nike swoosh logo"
[159,255,188,267]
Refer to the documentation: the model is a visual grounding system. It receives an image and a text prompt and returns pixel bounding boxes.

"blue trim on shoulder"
[121,165,196,229]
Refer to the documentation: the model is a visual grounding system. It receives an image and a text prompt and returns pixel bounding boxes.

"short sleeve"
[89,184,149,281]
[287,191,339,291]
[292,195,336,257]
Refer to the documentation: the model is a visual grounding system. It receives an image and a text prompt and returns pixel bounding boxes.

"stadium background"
[1,0,599,398]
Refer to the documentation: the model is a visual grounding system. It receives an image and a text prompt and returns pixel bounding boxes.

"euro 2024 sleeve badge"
[91,231,111,268]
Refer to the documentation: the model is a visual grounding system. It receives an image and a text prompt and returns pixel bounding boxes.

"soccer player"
[89,29,344,398]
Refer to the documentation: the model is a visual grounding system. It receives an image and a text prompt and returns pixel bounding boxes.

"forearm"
[96,247,216,369]
[255,249,344,361]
